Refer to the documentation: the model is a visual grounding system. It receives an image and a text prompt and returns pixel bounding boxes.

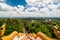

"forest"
[0,18,60,39]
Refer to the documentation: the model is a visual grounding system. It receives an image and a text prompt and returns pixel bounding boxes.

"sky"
[6,0,27,6]
[0,0,60,17]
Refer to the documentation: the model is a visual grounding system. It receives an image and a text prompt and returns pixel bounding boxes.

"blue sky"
[6,0,27,6]
[5,0,59,6]
[0,0,60,17]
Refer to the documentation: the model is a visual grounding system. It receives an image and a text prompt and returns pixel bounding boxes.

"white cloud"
[26,0,40,6]
[0,0,60,17]
[40,7,49,13]
[0,0,5,2]
[17,5,24,11]
[56,4,60,10]
[47,4,58,11]
[25,0,57,6]
[41,0,53,4]
[25,7,40,13]
[0,3,14,11]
